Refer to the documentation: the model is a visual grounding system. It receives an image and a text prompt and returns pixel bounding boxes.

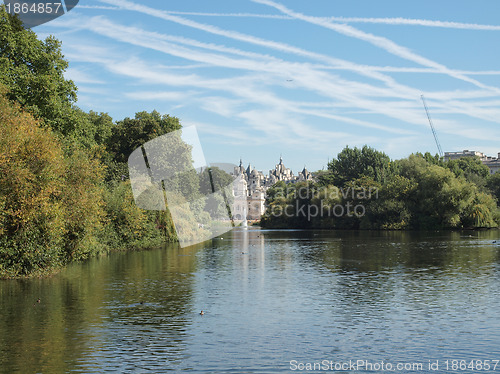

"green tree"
[328,145,391,186]
[366,174,415,229]
[87,111,114,145]
[260,181,294,228]
[461,192,499,228]
[0,87,107,276]
[198,167,234,219]
[264,150,499,230]
[0,7,116,150]
[399,155,498,229]
[103,181,176,248]
[487,172,500,201]
[412,151,443,166]
[314,169,335,186]
[423,152,443,166]
[106,111,182,164]
[0,6,77,134]
[199,167,234,193]
[446,156,490,189]
[60,144,107,261]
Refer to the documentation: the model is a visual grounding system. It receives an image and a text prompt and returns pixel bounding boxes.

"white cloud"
[76,4,120,10]
[65,67,105,84]
[125,91,197,102]
[40,0,500,164]
[251,0,500,94]
[327,17,500,31]
[55,14,498,141]
[106,9,500,32]
[163,11,291,20]
[89,1,500,130]
[95,0,418,92]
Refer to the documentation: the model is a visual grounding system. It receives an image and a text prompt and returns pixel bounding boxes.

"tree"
[0,85,66,275]
[363,168,418,229]
[0,87,106,276]
[328,145,391,186]
[260,181,293,228]
[412,152,443,166]
[461,192,499,228]
[314,169,335,186]
[0,14,189,276]
[423,152,443,166]
[199,167,234,193]
[446,156,490,189]
[372,153,499,229]
[198,166,234,219]
[103,181,176,248]
[0,6,78,134]
[106,111,182,164]
[487,172,500,202]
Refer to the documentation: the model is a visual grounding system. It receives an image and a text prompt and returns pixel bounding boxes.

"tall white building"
[232,157,314,220]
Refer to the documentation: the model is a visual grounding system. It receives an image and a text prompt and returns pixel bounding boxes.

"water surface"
[1,229,500,373]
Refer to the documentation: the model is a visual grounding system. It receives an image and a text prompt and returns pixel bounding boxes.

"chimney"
[498,152,500,159]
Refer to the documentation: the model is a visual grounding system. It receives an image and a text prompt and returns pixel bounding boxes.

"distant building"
[483,153,500,174]
[231,157,314,220]
[297,166,314,182]
[443,150,487,162]
[444,150,500,174]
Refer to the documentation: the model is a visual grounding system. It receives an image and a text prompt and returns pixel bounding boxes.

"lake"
[1,228,500,373]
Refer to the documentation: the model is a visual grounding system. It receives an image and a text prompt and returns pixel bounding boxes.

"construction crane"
[420,94,443,158]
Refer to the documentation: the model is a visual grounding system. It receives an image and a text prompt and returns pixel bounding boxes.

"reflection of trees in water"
[294,230,500,273]
[0,262,111,373]
[86,244,198,371]
[1,229,499,372]
[285,229,500,328]
[0,242,198,372]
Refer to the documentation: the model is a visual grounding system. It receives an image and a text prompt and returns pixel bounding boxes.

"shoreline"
[3,227,498,280]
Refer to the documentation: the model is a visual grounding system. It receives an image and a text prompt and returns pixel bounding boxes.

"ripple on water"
[1,230,500,372]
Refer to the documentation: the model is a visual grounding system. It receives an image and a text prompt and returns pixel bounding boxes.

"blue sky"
[27,0,500,173]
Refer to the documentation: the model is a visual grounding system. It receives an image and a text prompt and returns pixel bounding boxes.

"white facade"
[444,150,486,162]
[232,175,248,220]
[232,157,314,221]
[483,153,500,174]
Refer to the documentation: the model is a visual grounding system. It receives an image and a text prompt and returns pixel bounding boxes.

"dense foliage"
[261,148,500,230]
[0,8,179,277]
[1,7,499,277]
[326,145,391,185]
[0,88,109,276]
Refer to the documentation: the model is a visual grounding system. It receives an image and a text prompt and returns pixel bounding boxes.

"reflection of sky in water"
[1,229,500,372]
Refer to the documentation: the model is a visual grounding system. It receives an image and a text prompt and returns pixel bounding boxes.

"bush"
[0,88,109,276]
